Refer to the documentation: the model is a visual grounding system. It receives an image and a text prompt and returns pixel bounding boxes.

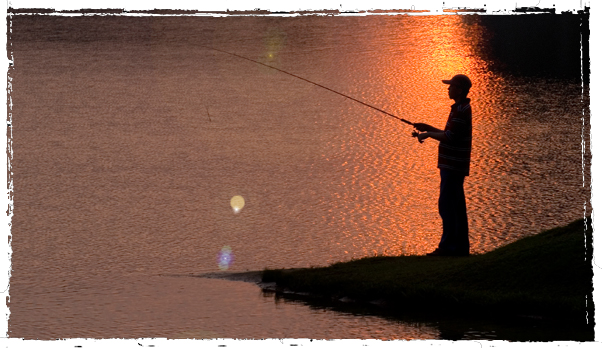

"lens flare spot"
[217,246,234,271]
[230,195,245,214]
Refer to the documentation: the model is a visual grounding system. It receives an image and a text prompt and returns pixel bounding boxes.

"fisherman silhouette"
[412,74,472,256]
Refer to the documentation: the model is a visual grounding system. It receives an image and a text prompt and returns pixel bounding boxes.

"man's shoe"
[426,248,446,256]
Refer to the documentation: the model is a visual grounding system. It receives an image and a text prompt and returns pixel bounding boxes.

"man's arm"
[413,123,443,133]
[417,131,447,143]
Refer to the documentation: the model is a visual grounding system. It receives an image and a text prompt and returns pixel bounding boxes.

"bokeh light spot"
[217,246,234,271]
[230,195,245,214]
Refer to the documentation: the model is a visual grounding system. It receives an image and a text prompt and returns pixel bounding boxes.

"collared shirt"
[437,98,472,176]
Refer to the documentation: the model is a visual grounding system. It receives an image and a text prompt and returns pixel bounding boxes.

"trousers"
[438,169,470,254]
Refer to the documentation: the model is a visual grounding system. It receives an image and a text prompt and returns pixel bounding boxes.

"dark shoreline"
[187,218,595,342]
[189,218,594,340]
[261,218,594,329]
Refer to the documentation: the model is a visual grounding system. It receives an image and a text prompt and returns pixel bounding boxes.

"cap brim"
[442,80,452,84]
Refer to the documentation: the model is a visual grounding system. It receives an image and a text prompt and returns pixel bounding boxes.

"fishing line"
[203,45,415,126]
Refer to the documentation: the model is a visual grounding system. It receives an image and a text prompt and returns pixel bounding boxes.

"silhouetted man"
[412,74,472,256]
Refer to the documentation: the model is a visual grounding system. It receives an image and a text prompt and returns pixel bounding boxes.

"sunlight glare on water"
[333,15,495,256]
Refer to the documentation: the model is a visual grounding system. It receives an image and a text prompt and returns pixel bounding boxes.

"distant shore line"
[9,6,585,15]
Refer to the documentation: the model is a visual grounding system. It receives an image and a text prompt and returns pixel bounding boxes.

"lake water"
[7,14,590,339]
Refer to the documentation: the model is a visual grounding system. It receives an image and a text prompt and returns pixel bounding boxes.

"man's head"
[443,74,471,100]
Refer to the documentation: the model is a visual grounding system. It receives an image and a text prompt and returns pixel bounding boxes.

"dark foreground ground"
[262,217,594,339]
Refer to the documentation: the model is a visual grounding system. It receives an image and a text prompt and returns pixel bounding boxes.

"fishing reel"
[411,130,424,143]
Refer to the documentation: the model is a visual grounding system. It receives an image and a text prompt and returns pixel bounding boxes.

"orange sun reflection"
[343,15,493,256]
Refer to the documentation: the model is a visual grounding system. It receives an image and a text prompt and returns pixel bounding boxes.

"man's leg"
[454,175,470,255]
[438,169,456,252]
[438,169,469,254]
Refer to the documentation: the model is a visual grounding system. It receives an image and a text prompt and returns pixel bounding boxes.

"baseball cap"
[442,74,472,92]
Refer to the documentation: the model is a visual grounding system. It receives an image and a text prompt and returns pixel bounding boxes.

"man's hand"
[417,132,430,143]
[411,131,427,143]
[413,123,432,132]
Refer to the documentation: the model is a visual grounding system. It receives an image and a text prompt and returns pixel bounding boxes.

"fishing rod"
[203,45,415,127]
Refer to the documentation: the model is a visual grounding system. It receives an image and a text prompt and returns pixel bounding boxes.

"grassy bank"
[262,217,594,323]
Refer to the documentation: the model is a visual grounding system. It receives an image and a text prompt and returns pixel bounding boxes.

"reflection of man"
[412,74,472,256]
